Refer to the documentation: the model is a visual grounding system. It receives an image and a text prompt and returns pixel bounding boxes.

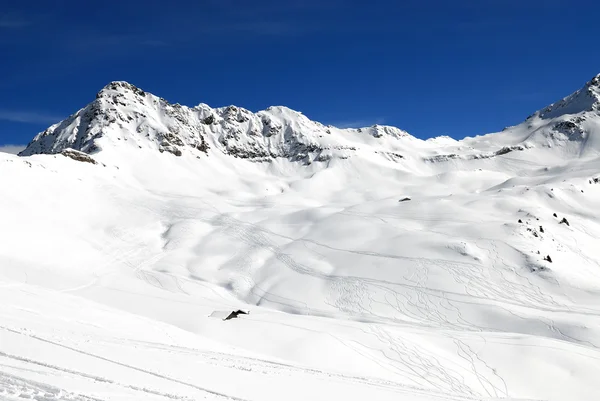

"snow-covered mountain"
[19,76,600,165]
[19,80,412,163]
[2,75,600,401]
[466,74,600,157]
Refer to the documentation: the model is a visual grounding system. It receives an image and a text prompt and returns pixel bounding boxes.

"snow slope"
[2,75,600,400]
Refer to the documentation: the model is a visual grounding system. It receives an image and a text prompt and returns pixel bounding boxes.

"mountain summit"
[19,81,413,164]
[490,74,600,156]
[537,74,600,120]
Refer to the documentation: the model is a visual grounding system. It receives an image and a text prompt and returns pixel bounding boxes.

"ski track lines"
[27,183,598,399]
[92,191,599,348]
[97,199,598,397]
[192,211,598,341]
[224,215,596,393]
[1,371,104,401]
[0,326,489,401]
[0,326,249,401]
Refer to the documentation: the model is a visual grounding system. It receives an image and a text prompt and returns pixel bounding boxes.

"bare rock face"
[61,149,98,164]
[19,81,213,159]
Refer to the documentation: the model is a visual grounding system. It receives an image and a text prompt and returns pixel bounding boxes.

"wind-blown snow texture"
[2,75,600,401]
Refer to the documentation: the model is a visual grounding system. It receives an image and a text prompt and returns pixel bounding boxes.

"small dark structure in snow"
[559,217,570,226]
[225,310,248,320]
[399,197,412,202]
[544,255,553,263]
[210,310,249,321]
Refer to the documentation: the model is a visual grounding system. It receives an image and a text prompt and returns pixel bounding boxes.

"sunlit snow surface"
[2,79,600,400]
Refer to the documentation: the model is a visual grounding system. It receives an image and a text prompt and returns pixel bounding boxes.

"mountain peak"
[586,73,600,88]
[96,81,148,98]
[19,81,198,158]
[19,81,421,163]
[488,74,600,157]
[536,73,600,120]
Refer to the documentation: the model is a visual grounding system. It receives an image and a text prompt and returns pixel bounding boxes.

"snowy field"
[1,79,600,400]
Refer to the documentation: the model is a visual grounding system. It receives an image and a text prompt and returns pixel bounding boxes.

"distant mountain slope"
[464,74,600,157]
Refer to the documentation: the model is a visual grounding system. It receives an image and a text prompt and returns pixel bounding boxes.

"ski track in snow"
[0,325,504,401]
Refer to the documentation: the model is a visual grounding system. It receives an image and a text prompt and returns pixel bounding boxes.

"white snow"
[2,76,600,400]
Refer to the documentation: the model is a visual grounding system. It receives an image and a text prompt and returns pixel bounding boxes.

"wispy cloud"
[202,21,314,36]
[0,144,26,154]
[61,33,173,58]
[499,91,547,102]
[140,39,169,47]
[0,13,30,28]
[0,110,62,124]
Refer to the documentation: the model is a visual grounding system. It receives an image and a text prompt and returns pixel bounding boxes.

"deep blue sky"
[1,0,599,148]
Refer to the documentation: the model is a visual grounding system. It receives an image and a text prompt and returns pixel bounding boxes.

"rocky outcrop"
[61,149,98,164]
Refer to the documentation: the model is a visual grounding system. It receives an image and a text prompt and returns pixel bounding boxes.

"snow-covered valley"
[1,76,600,400]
